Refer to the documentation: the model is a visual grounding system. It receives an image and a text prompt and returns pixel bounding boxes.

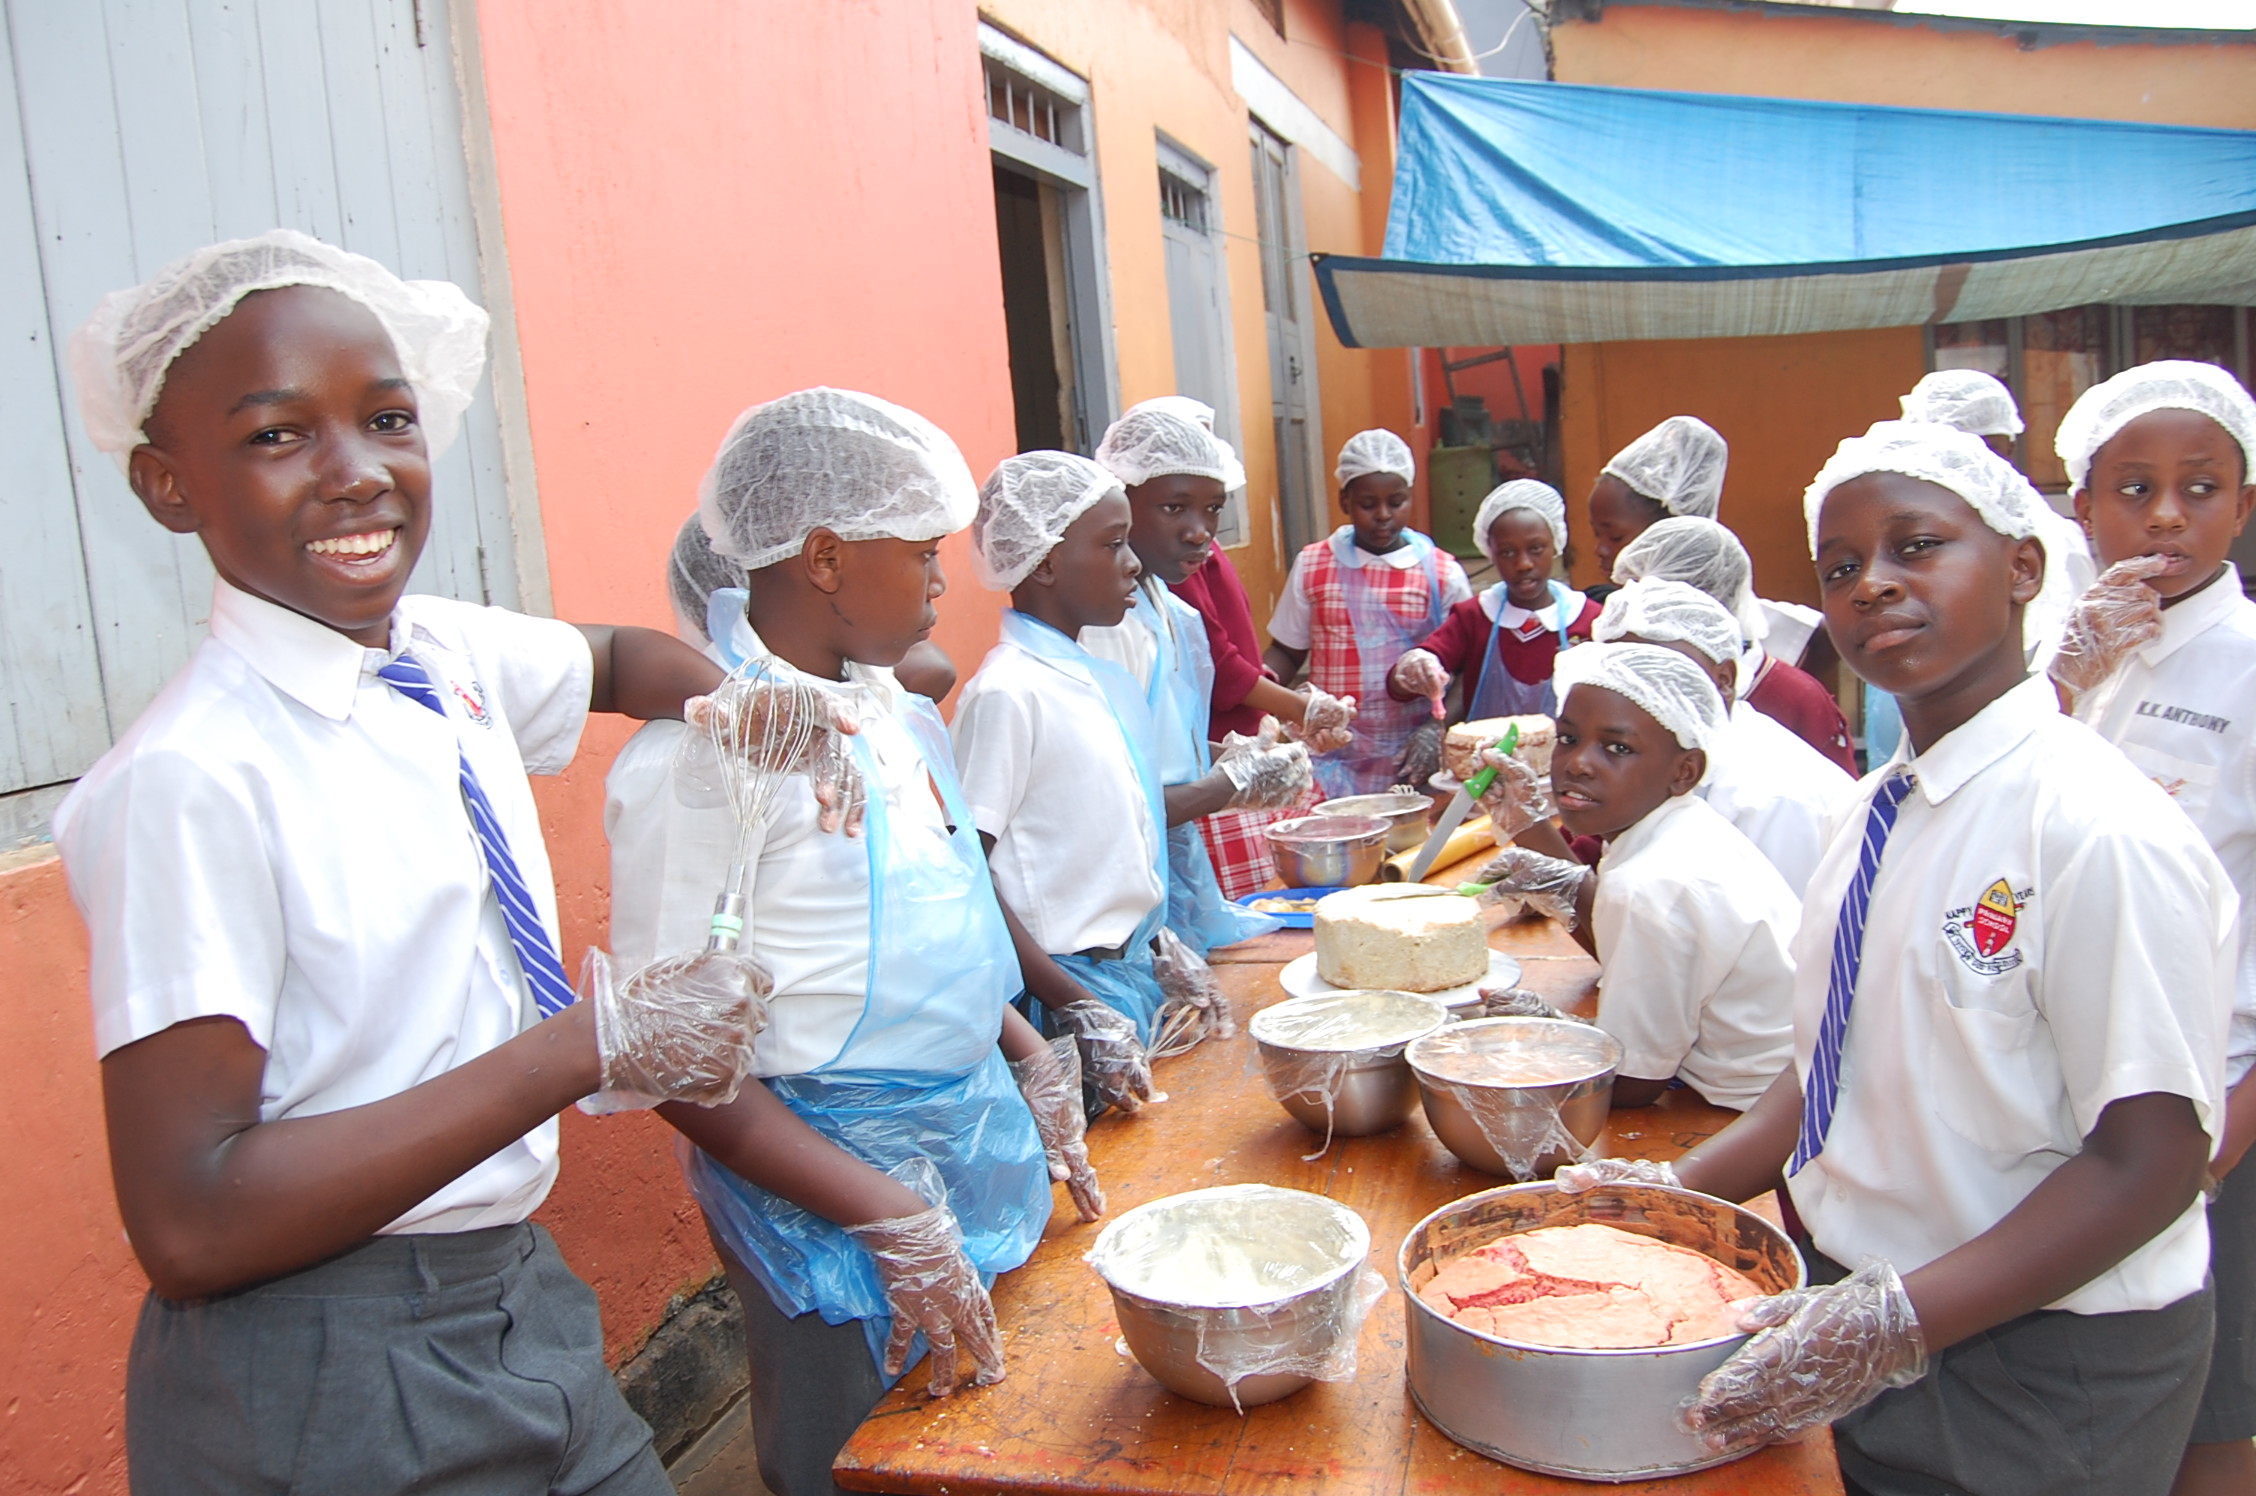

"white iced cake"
[1444,715,1554,783]
[1313,886,1489,994]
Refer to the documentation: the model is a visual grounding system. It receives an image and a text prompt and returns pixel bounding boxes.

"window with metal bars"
[986,63,1079,154]
[1158,169,1207,232]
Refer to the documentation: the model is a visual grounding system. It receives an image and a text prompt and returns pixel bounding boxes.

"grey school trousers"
[712,1236,889,1496]
[125,1222,671,1496]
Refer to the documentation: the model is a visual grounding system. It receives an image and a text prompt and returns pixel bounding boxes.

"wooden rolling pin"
[1379,812,1495,882]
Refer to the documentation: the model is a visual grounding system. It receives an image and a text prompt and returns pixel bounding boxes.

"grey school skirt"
[125,1222,671,1496]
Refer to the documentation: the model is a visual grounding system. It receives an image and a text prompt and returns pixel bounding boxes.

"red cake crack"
[1417,1223,1764,1349]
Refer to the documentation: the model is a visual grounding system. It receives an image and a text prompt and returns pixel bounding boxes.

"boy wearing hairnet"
[2049,362,2256,1496]
[1476,643,1797,1111]
[640,390,1070,1496]
[1613,516,1857,774]
[1593,579,1855,890]
[1391,479,1600,725]
[1563,420,2234,1496]
[1263,428,1472,794]
[53,231,763,1493]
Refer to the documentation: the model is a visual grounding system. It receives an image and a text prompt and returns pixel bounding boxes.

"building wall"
[1548,2,2256,604]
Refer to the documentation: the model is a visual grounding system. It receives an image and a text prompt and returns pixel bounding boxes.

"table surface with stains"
[835,864,1841,1496]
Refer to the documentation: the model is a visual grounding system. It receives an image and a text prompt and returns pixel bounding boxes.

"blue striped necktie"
[1791,768,1916,1176]
[378,650,576,1019]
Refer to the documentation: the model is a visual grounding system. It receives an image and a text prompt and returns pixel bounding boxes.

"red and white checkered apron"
[1301,530,1453,798]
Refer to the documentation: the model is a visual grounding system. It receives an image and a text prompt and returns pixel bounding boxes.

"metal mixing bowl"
[1399,1181,1805,1481]
[1089,1185,1372,1409]
[1249,989,1452,1137]
[1406,1017,1621,1178]
[1312,791,1432,854]
[1266,813,1389,888]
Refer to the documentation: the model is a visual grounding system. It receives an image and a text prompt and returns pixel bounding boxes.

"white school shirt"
[950,637,1165,955]
[1755,598,1821,668]
[2075,563,2256,1088]
[602,626,951,1076]
[1701,701,1859,892]
[54,579,593,1235]
[1788,674,2235,1315]
[1265,528,1474,651]
[1082,579,1210,784]
[1590,793,1800,1111]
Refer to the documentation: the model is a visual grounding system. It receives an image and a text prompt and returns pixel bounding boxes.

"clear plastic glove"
[1057,998,1158,1113]
[1396,717,1444,786]
[1292,686,1358,755]
[1682,1260,1928,1450]
[1471,846,1593,929]
[683,679,866,835]
[1479,985,1564,1021]
[1472,746,1555,838]
[1553,1156,1683,1194]
[1150,926,1233,1058]
[1215,720,1314,810]
[845,1200,1006,1395]
[578,948,767,1114]
[1392,647,1450,703]
[1011,1036,1105,1222]
[2048,554,2170,699]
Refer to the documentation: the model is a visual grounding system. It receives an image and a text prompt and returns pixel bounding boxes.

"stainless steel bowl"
[1266,813,1389,888]
[1312,792,1431,854]
[1399,1181,1805,1481]
[1249,990,1452,1137]
[1089,1184,1371,1409]
[1406,1017,1621,1179]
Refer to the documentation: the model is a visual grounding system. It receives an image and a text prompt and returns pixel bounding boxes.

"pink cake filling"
[1417,1222,1763,1349]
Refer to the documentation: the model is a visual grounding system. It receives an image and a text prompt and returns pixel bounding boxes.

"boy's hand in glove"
[1472,747,1554,838]
[1010,1036,1105,1222]
[1682,1261,1928,1449]
[1215,720,1313,810]
[2049,554,2170,700]
[1057,999,1158,1113]
[1471,846,1593,929]
[1553,1156,1683,1194]
[1292,687,1358,754]
[578,948,768,1114]
[846,1202,1007,1396]
[1478,985,1564,1021]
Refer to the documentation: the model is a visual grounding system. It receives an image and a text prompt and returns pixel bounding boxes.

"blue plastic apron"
[1313,528,1451,798]
[684,682,1052,1380]
[989,610,1172,1043]
[1466,580,1581,721]
[1119,580,1279,955]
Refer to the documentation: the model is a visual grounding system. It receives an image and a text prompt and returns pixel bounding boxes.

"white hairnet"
[1094,406,1247,491]
[1124,395,1216,431]
[696,387,977,570]
[1473,479,1567,557]
[1554,641,1726,754]
[1592,578,1743,666]
[1601,416,1728,518]
[1609,516,1766,643]
[69,228,489,474]
[972,450,1126,591]
[1901,369,2023,438]
[1336,428,1415,487]
[669,512,740,643]
[2055,360,2256,492]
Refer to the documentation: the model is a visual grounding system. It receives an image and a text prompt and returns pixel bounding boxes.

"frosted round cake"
[1313,886,1489,994]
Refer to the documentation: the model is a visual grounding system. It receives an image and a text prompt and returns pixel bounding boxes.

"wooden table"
[837,876,1842,1496]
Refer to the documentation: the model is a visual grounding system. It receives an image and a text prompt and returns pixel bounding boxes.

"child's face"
[1549,683,1704,839]
[131,286,430,648]
[1814,472,2042,708]
[2074,409,2254,603]
[1125,473,1229,585]
[1587,475,1664,578]
[1030,492,1140,630]
[1486,511,1557,611]
[1341,473,1412,553]
[829,535,947,668]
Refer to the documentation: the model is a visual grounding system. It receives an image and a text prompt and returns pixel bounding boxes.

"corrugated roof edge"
[1553,0,2256,49]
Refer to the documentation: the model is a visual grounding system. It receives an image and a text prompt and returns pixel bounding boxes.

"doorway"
[1251,121,1322,557]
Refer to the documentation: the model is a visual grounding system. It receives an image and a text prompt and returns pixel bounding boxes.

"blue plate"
[1231,885,1346,929]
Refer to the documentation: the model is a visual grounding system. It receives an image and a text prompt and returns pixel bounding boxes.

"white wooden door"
[1,0,523,821]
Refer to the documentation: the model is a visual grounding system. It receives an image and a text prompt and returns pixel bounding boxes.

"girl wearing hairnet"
[1263,428,1474,795]
[1585,415,1728,587]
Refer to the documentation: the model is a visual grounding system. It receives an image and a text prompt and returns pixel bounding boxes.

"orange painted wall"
[1546,3,2256,604]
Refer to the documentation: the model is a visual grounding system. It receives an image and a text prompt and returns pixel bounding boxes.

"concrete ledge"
[616,1275,748,1465]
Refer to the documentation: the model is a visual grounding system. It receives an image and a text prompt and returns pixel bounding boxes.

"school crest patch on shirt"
[1941,878,2029,975]
[450,677,492,728]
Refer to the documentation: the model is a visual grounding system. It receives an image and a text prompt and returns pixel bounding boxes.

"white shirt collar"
[2139,562,2245,669]
[1329,525,1426,570]
[206,576,390,723]
[1891,672,2057,806]
[1600,787,1701,867]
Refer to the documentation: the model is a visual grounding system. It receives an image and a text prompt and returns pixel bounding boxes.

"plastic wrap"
[844,1180,1008,1395]
[1683,1260,1928,1449]
[1150,927,1234,1060]
[1249,990,1450,1158]
[1011,1035,1105,1223]
[1215,720,1314,809]
[1086,1184,1383,1413]
[1409,1019,1621,1181]
[1477,985,1565,1020]
[1293,685,1358,755]
[577,947,767,1114]
[1057,997,1159,1112]
[1553,1156,1685,1193]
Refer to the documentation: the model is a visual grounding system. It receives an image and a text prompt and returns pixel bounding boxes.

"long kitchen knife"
[1403,723,1518,883]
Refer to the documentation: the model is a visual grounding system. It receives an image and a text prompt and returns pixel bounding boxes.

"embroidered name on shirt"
[1941,880,2033,976]
[2135,700,2232,734]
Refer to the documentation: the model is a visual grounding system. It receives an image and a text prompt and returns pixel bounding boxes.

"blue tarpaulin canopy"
[1314,73,2256,348]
